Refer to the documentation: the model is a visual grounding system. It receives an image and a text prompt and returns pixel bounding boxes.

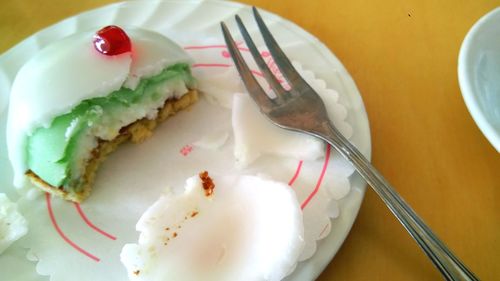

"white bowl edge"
[458,7,500,153]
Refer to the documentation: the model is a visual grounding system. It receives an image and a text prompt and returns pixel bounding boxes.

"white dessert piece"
[0,194,28,254]
[121,173,304,281]
[194,66,245,109]
[232,93,324,167]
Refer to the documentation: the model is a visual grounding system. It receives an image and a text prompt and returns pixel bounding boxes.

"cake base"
[26,89,198,202]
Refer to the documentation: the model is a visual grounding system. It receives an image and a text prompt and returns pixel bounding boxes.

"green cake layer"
[27,63,195,190]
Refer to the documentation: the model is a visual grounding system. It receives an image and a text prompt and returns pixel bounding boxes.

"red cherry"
[93,25,131,56]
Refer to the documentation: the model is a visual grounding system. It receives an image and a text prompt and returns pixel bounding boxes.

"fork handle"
[316,122,478,281]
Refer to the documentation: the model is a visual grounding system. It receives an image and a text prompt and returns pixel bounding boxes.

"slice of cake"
[6,26,197,202]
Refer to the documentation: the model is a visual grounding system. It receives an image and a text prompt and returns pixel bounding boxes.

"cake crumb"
[133,270,140,276]
[199,171,215,196]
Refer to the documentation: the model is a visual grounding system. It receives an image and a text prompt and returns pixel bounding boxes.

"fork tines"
[220,7,310,110]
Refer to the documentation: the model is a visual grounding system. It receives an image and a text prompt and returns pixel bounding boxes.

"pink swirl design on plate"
[288,160,304,186]
[180,144,194,156]
[301,145,331,209]
[187,43,289,90]
[74,203,117,240]
[46,193,100,262]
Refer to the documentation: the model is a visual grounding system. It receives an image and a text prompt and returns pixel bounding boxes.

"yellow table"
[1,0,499,280]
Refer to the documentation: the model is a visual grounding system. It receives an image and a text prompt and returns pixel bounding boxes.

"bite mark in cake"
[6,26,198,202]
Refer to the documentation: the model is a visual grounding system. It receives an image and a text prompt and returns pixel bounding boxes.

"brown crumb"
[163,237,170,245]
[172,232,178,238]
[165,227,170,231]
[133,270,140,276]
[191,211,199,217]
[199,171,215,197]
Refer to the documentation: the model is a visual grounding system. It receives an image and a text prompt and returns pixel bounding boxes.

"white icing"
[6,27,192,187]
[0,193,28,254]
[120,174,304,281]
[193,66,244,109]
[232,93,324,168]
[124,29,191,89]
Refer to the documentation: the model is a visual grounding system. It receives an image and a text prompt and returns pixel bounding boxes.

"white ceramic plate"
[0,1,371,280]
[458,7,500,153]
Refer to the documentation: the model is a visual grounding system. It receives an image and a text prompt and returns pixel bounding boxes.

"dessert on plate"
[6,25,197,202]
[120,172,304,281]
[0,193,28,255]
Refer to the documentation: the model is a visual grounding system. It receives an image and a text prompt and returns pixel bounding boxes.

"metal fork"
[221,7,478,281]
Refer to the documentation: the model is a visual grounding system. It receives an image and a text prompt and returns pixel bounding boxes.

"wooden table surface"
[1,0,499,280]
